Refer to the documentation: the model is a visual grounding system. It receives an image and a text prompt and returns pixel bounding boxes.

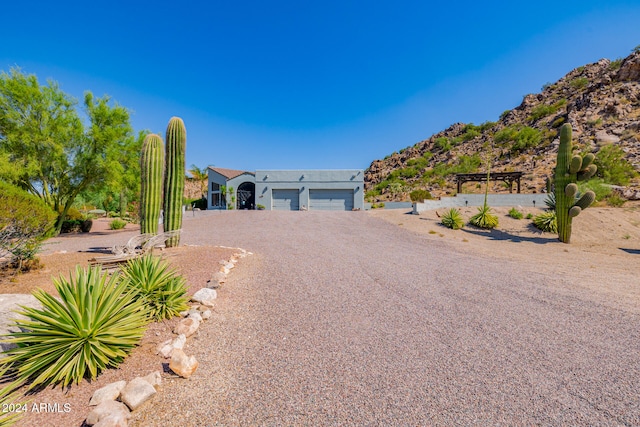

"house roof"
[208,167,255,180]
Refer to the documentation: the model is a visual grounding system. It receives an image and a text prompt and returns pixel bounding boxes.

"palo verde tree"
[0,68,134,234]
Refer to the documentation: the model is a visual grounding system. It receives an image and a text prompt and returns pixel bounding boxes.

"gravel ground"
[113,210,639,426]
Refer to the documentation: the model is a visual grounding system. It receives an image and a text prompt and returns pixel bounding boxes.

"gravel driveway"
[125,210,639,426]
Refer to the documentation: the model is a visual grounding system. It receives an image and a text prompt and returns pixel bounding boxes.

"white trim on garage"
[272,189,300,210]
[309,189,354,211]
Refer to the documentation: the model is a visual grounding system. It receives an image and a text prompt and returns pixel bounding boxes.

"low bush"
[441,208,464,230]
[594,145,637,186]
[0,266,148,389]
[109,219,127,230]
[533,211,557,233]
[409,189,432,202]
[120,255,190,321]
[508,207,523,219]
[469,205,499,229]
[0,181,56,268]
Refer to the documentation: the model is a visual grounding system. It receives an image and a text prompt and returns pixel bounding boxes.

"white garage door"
[272,189,300,210]
[309,189,354,211]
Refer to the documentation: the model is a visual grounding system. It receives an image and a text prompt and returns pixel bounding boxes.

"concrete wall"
[207,170,228,209]
[255,170,364,210]
[413,193,549,213]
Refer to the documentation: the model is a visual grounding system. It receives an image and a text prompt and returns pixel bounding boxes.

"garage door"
[309,189,354,211]
[272,189,300,210]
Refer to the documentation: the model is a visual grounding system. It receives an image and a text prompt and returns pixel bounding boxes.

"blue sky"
[2,1,640,172]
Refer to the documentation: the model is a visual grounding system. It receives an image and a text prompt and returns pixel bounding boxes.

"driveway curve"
[124,211,639,426]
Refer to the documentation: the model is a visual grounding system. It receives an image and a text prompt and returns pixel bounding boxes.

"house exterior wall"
[255,170,364,211]
[207,170,255,209]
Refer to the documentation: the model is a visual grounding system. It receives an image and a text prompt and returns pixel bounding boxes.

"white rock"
[188,311,203,322]
[201,309,212,320]
[142,371,162,388]
[192,288,217,307]
[169,349,199,379]
[220,266,230,274]
[89,381,127,406]
[172,333,186,350]
[174,317,200,337]
[85,400,130,426]
[120,377,157,411]
[224,262,235,270]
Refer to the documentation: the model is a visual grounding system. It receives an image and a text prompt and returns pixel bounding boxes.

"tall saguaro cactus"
[554,123,597,243]
[140,134,164,235]
[163,117,186,247]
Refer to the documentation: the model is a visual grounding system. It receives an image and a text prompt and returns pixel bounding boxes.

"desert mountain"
[365,51,640,202]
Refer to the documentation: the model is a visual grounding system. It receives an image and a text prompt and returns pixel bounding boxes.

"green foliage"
[0,364,24,426]
[469,205,499,229]
[434,137,451,151]
[0,181,56,266]
[140,134,164,235]
[163,117,186,247]
[0,266,147,389]
[528,99,567,121]
[406,153,431,169]
[525,213,533,219]
[508,207,523,219]
[495,125,542,154]
[188,164,209,198]
[609,58,623,71]
[109,219,127,230]
[409,189,432,202]
[570,77,589,90]
[370,202,385,209]
[533,211,557,233]
[256,204,266,210]
[594,145,637,186]
[120,255,189,321]
[634,45,640,54]
[187,197,207,210]
[0,69,135,234]
[441,208,464,229]
[60,219,93,233]
[365,189,381,200]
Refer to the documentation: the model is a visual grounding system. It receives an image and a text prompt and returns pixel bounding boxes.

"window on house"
[211,182,220,191]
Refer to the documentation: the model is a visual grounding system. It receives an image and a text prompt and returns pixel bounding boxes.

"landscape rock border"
[83,246,251,426]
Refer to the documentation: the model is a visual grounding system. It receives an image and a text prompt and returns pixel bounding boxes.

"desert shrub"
[469,205,499,229]
[256,204,266,210]
[594,145,637,186]
[528,99,567,122]
[370,203,385,209]
[0,266,148,389]
[570,77,589,90]
[409,189,432,202]
[533,211,557,233]
[120,255,190,321]
[508,207,523,219]
[0,181,56,267]
[434,137,451,152]
[609,58,623,71]
[525,213,533,219]
[187,197,207,210]
[606,192,626,207]
[441,208,464,230]
[109,219,127,230]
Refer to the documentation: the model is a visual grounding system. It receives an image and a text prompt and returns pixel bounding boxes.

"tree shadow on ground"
[461,224,557,245]
[619,248,640,255]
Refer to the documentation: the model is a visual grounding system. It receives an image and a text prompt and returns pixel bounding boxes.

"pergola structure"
[455,171,524,194]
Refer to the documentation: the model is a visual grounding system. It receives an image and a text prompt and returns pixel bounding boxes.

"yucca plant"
[0,364,24,426]
[120,255,189,321]
[469,205,499,229]
[533,211,558,233]
[0,266,148,389]
[441,208,464,229]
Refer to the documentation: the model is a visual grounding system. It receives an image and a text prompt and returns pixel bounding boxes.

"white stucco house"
[207,167,365,211]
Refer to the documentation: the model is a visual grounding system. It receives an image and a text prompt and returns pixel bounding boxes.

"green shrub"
[441,208,464,229]
[525,213,533,219]
[434,137,451,151]
[469,205,499,229]
[109,219,127,230]
[120,255,190,321]
[508,207,523,219]
[409,189,432,202]
[594,145,637,186]
[533,211,557,233]
[0,266,148,389]
[570,77,589,90]
[605,192,626,207]
[256,204,266,210]
[187,197,207,210]
[609,58,623,71]
[0,181,56,267]
[528,99,567,121]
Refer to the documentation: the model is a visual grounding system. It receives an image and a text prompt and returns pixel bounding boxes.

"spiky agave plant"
[0,266,148,389]
[120,254,189,321]
[441,208,465,229]
[533,211,558,233]
[469,205,499,229]
[0,364,24,426]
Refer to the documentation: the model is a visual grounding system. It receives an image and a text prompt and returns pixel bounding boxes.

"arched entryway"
[236,181,256,210]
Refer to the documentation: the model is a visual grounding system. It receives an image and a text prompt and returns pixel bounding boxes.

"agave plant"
[0,266,148,389]
[120,254,190,321]
[0,364,23,426]
[533,211,558,233]
[469,205,499,229]
[441,208,464,230]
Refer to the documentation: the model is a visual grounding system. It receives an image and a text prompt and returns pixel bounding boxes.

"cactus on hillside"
[163,117,186,247]
[140,134,164,235]
[554,123,597,243]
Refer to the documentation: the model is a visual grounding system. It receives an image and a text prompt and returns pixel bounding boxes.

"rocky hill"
[365,51,640,202]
